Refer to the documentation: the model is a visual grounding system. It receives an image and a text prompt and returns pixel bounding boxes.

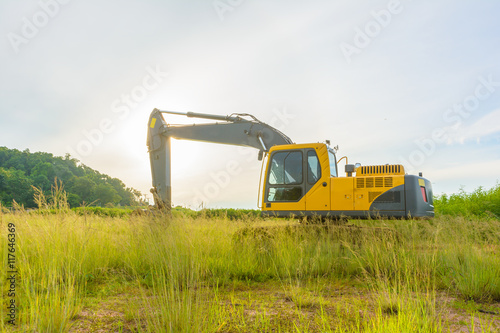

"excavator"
[147,108,434,218]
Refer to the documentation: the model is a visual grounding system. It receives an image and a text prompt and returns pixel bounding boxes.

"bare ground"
[67,281,500,333]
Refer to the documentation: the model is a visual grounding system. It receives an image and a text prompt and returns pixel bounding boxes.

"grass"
[1,211,499,332]
[0,184,499,332]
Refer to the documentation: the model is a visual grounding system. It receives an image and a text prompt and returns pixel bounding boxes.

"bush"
[197,208,260,220]
[72,206,134,218]
[434,183,500,218]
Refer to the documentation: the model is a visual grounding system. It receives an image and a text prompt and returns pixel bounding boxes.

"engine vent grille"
[357,164,405,176]
[375,191,401,203]
[356,177,394,189]
[384,177,393,187]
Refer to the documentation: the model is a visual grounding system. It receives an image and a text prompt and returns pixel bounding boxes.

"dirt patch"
[68,282,500,332]
[69,294,141,333]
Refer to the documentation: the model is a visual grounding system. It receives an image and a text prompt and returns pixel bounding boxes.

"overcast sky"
[1,0,499,208]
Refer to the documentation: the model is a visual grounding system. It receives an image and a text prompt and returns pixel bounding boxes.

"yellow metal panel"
[393,175,405,187]
[268,142,326,153]
[331,177,354,211]
[354,187,370,210]
[306,145,330,211]
[418,179,425,187]
[150,118,157,128]
[316,145,330,180]
[306,183,330,210]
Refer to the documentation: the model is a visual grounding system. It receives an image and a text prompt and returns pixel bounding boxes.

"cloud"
[1,0,500,207]
[459,109,500,143]
[441,109,500,145]
[431,159,500,182]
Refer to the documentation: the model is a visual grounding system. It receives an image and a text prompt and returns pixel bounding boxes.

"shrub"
[434,183,500,218]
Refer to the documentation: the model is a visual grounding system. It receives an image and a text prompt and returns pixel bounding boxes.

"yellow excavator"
[147,108,434,218]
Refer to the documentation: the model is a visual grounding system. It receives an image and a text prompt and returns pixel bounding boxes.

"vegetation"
[0,147,145,208]
[434,183,500,218]
[0,185,499,332]
[171,206,260,220]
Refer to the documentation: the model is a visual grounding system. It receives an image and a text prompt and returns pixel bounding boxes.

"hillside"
[0,147,143,208]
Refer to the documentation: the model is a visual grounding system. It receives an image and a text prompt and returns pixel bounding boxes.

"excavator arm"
[147,108,293,209]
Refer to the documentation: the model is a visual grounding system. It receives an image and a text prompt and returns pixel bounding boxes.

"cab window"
[328,149,338,177]
[267,151,303,201]
[268,151,302,185]
[307,150,321,184]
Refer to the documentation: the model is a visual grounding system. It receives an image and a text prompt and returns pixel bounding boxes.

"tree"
[0,147,144,207]
[67,193,82,208]
[70,177,96,204]
[0,168,34,207]
[32,174,51,191]
[94,184,121,206]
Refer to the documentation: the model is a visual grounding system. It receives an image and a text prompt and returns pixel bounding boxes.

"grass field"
[1,187,500,332]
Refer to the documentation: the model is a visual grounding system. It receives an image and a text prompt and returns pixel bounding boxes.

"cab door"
[305,149,330,211]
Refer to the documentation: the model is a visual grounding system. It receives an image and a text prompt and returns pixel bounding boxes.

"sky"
[1,0,499,209]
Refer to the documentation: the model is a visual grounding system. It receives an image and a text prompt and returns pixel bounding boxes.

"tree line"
[0,147,144,208]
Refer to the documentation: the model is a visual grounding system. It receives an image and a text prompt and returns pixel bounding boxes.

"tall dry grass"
[0,202,499,331]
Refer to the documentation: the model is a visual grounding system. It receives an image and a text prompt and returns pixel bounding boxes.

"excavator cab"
[262,143,333,215]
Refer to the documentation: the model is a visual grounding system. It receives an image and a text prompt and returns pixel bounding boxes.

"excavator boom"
[147,108,292,209]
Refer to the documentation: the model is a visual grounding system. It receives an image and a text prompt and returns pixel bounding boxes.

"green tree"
[94,184,122,206]
[70,177,96,204]
[67,193,82,208]
[32,174,51,191]
[0,168,34,207]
